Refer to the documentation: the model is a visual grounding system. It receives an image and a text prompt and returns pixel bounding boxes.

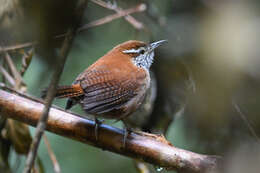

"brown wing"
[75,68,139,115]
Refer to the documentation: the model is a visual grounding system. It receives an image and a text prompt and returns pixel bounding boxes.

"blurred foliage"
[1,0,260,173]
[6,120,32,155]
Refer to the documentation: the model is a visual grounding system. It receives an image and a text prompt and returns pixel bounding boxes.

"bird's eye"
[139,49,145,54]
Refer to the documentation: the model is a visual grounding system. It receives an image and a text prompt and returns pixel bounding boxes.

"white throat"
[132,51,154,70]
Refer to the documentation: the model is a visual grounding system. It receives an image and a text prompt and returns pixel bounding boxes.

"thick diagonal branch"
[0,89,221,173]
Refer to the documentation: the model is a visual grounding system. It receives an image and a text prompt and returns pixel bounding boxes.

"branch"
[0,3,146,53]
[0,65,15,86]
[78,3,146,32]
[0,89,221,173]
[1,48,25,89]
[23,30,71,173]
[232,101,260,143]
[0,42,36,53]
[23,1,88,172]
[43,135,61,173]
[20,48,34,76]
[91,0,145,29]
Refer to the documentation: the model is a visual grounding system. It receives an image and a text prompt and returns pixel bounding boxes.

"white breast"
[120,69,150,119]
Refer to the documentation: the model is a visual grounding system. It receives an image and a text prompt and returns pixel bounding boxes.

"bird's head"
[114,40,167,70]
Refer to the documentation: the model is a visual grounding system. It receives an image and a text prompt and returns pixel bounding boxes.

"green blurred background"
[2,0,260,172]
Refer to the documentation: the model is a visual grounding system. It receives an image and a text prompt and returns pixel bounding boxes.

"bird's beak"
[149,40,167,50]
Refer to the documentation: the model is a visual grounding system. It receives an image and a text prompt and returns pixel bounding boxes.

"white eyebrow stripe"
[123,48,140,54]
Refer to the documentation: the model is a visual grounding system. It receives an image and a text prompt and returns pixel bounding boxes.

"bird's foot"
[122,127,133,149]
[94,118,104,141]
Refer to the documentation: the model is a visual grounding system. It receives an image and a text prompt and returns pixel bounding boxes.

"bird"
[42,40,167,147]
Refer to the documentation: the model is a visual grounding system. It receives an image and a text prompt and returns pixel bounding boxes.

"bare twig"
[232,101,260,143]
[20,48,34,76]
[36,157,44,173]
[2,51,22,81]
[0,65,15,86]
[1,49,25,90]
[0,3,146,53]
[0,42,36,53]
[43,135,61,173]
[23,1,88,172]
[0,82,74,114]
[0,89,221,173]
[23,30,76,173]
[0,82,46,104]
[78,3,146,32]
[91,0,145,29]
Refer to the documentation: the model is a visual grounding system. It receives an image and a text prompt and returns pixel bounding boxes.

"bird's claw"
[122,127,133,149]
[94,118,104,141]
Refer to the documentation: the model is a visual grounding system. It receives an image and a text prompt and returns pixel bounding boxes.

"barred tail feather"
[41,84,84,99]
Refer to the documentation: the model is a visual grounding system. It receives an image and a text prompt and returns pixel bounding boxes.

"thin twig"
[0,89,221,173]
[0,82,74,113]
[23,1,88,172]
[232,101,260,143]
[0,3,146,53]
[2,49,25,89]
[0,65,15,86]
[0,82,44,104]
[23,30,75,173]
[2,51,22,81]
[36,157,44,173]
[0,46,26,91]
[78,3,146,32]
[20,48,34,76]
[91,0,145,29]
[43,135,61,173]
[0,42,37,53]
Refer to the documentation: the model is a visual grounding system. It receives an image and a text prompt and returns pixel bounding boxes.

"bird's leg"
[94,118,103,141]
[122,120,133,149]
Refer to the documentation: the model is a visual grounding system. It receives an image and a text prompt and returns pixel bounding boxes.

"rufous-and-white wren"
[46,40,166,141]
